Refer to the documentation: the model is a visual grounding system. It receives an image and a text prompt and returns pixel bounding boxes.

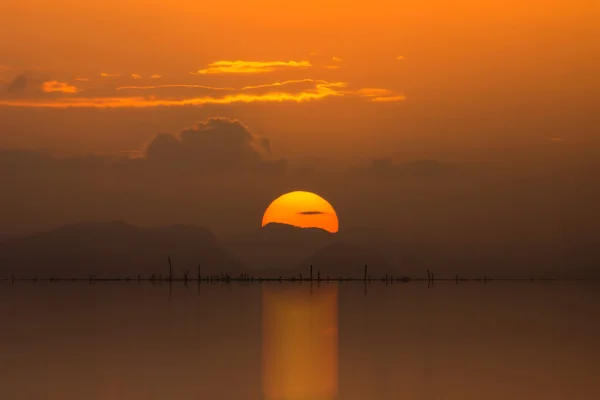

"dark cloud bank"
[0,117,599,278]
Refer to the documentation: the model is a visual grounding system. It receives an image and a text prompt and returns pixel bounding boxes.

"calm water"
[1,281,599,400]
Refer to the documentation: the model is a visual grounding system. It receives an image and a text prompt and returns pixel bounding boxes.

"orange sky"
[1,0,599,159]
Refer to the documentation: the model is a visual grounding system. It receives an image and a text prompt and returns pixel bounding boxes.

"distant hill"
[0,221,242,278]
[256,241,395,279]
[222,222,336,270]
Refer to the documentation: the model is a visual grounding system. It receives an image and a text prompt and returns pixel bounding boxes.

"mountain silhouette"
[222,222,336,270]
[254,241,394,279]
[0,221,242,277]
[295,241,393,278]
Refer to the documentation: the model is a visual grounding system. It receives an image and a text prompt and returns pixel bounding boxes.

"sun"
[261,191,339,233]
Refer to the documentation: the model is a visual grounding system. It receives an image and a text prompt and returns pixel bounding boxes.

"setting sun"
[261,191,339,233]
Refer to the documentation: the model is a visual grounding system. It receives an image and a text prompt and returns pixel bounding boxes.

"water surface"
[1,281,598,399]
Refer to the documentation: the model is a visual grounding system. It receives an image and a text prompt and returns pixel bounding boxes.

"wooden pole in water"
[168,256,172,283]
[310,265,313,281]
[364,265,368,281]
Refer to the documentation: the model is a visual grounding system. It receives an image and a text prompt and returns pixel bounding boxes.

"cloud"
[150,74,162,79]
[297,211,326,215]
[42,81,78,94]
[332,57,342,62]
[4,72,50,96]
[130,73,143,79]
[74,77,90,82]
[240,79,329,91]
[354,88,407,103]
[144,117,285,173]
[323,65,341,70]
[5,74,29,94]
[0,81,347,108]
[370,95,407,103]
[397,56,405,60]
[192,60,312,75]
[100,72,120,78]
[0,66,405,108]
[0,117,286,179]
[116,84,235,91]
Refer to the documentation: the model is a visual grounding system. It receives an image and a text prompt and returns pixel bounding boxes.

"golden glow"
[0,83,346,108]
[240,79,329,91]
[115,84,235,91]
[0,79,407,108]
[193,60,312,75]
[130,73,143,79]
[100,72,120,78]
[261,191,339,233]
[41,81,78,93]
[370,95,407,102]
[262,284,338,400]
[150,74,162,79]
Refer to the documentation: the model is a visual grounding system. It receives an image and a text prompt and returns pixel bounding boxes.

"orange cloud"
[332,57,342,62]
[41,80,79,94]
[370,95,407,103]
[0,81,346,108]
[323,65,341,70]
[354,88,406,102]
[397,56,405,60]
[240,79,330,91]
[130,73,143,79]
[116,84,235,91]
[150,74,162,79]
[193,60,311,74]
[74,77,90,82]
[100,72,120,78]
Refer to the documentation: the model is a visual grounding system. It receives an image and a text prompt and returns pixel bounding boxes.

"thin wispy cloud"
[192,60,312,75]
[297,211,327,215]
[150,74,162,79]
[370,95,407,103]
[355,88,406,102]
[0,63,405,108]
[240,79,330,91]
[323,65,341,70]
[41,81,78,94]
[0,81,346,108]
[332,57,342,62]
[116,84,235,91]
[397,56,405,60]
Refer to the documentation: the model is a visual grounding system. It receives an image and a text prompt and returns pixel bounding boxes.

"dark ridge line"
[1,263,597,284]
